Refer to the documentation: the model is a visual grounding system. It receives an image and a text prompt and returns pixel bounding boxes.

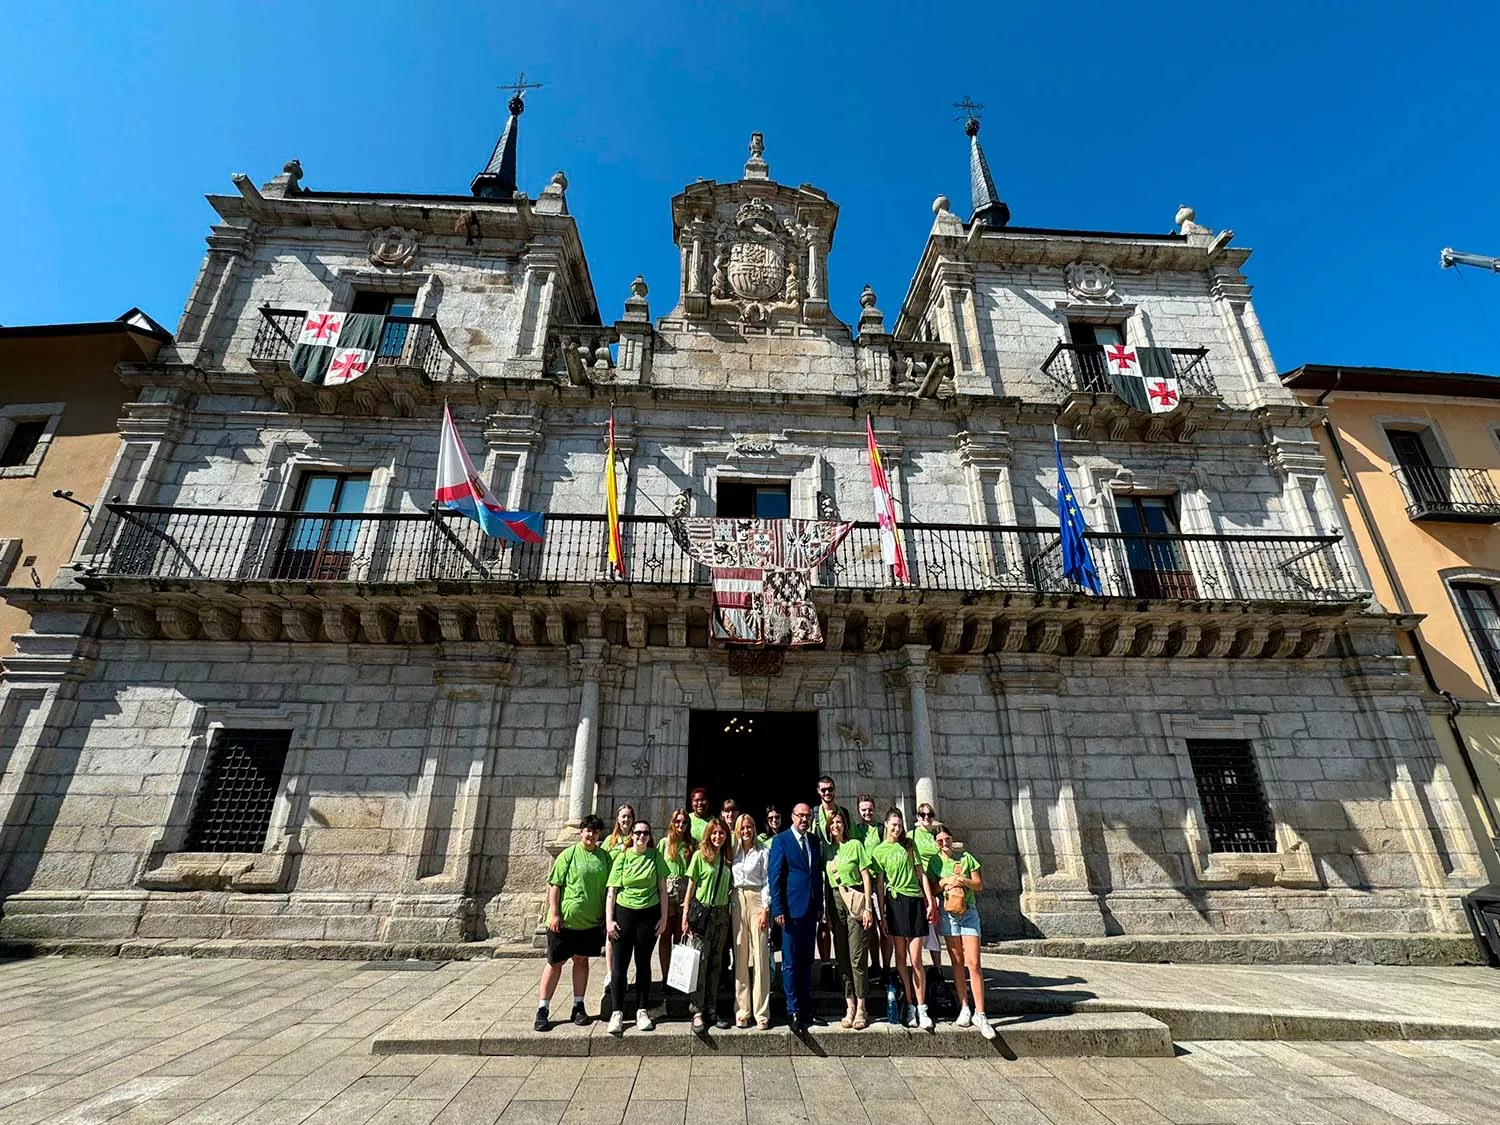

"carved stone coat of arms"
[711,199,803,323]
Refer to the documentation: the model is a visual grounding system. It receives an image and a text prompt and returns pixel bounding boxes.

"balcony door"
[1068,321,1125,392]
[1387,429,1452,509]
[274,472,370,580]
[351,291,417,364]
[1115,495,1196,599]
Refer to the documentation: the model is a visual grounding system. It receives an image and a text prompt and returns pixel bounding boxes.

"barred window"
[1185,738,1276,854]
[184,729,292,852]
[1453,583,1500,695]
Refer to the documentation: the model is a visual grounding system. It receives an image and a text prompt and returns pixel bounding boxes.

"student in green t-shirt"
[757,806,782,847]
[688,787,713,843]
[912,802,944,974]
[851,794,889,984]
[933,822,993,1039]
[681,817,734,1031]
[824,811,874,1029]
[604,819,669,1035]
[535,814,610,1032]
[656,807,695,984]
[869,808,936,1030]
[601,803,636,856]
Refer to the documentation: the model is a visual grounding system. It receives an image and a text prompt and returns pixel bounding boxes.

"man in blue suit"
[768,802,822,1031]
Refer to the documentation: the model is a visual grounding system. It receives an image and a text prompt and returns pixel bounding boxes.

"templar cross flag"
[291,310,385,386]
[1101,343,1181,415]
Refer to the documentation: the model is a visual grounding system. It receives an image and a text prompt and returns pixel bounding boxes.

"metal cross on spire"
[499,71,543,115]
[954,96,985,137]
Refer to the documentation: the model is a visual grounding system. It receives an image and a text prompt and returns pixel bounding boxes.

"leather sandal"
[852,1007,868,1030]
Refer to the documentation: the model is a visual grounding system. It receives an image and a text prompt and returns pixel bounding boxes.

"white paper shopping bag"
[666,937,702,993]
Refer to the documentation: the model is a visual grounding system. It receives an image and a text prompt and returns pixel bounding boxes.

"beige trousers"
[731,887,771,1023]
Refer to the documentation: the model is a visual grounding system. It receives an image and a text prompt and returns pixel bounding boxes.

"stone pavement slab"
[1,955,1500,1121]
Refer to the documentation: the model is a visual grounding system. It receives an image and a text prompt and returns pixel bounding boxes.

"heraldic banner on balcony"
[670,518,852,646]
[291,310,385,386]
[1101,343,1181,414]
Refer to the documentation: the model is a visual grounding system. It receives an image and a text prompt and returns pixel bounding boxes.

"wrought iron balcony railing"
[249,308,455,380]
[1041,343,1216,398]
[85,504,1365,605]
[1392,465,1500,523]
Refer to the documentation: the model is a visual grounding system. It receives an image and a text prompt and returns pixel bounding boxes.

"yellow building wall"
[1299,387,1500,866]
[0,335,146,659]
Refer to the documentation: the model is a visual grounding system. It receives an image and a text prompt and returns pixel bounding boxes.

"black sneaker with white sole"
[570,1001,590,1027]
[534,1007,550,1032]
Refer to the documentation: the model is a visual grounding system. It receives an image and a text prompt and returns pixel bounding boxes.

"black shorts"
[885,894,926,939]
[546,925,605,965]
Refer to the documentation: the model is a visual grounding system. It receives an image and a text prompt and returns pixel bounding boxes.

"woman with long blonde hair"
[657,807,693,981]
[681,816,734,1031]
[728,812,772,1029]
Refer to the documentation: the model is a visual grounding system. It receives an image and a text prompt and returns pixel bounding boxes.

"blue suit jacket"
[767,829,823,923]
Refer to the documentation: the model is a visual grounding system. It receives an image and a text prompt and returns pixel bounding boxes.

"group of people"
[534,777,994,1039]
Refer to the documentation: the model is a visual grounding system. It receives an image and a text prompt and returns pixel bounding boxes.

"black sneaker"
[534,1007,550,1032]
[570,1001,590,1027]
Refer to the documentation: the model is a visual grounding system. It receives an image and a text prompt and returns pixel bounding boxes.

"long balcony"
[88,504,1361,603]
[1041,343,1216,398]
[67,505,1367,658]
[1392,465,1500,523]
[250,308,455,380]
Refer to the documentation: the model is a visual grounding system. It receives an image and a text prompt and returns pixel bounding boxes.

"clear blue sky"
[4,0,1500,374]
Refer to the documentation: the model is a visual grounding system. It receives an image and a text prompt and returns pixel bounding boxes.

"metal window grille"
[184,729,291,852]
[1184,739,1276,854]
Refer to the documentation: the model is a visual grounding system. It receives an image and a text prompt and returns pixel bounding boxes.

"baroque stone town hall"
[0,99,1485,946]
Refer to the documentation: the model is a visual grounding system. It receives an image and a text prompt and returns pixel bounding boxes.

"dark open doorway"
[686,710,819,836]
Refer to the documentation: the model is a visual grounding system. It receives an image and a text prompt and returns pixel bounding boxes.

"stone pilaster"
[564,639,609,830]
[898,644,938,810]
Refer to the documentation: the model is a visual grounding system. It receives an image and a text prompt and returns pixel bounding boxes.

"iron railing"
[250,308,455,380]
[1392,465,1500,522]
[1041,343,1216,398]
[86,504,1365,604]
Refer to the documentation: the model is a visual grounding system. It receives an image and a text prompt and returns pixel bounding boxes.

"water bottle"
[885,976,899,1025]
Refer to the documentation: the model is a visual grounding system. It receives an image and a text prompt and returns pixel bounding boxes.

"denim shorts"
[938,904,981,938]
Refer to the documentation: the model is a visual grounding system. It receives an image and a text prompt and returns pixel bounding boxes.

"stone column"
[565,639,608,828]
[901,644,938,810]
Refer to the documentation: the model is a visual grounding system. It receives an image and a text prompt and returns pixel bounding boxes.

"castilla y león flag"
[866,415,908,583]
[435,404,544,543]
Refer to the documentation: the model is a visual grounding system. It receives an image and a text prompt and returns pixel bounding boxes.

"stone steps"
[372,1010,1176,1058]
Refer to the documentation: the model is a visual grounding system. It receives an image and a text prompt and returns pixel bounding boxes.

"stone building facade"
[0,106,1486,947]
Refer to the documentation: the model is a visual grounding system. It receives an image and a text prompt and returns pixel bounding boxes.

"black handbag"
[687,853,726,934]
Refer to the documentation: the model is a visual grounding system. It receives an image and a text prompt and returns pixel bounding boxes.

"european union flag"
[1055,436,1102,595]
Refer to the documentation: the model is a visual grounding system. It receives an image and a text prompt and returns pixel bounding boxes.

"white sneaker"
[608,1010,625,1036]
[976,1013,995,1039]
[917,1004,933,1031]
[955,1006,972,1028]
[635,1008,654,1032]
[905,1007,919,1028]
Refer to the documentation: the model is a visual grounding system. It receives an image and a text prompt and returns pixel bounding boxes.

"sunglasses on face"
[632,830,650,837]
[817,788,834,795]
[917,812,934,819]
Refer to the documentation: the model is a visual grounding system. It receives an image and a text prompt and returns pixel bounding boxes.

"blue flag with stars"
[1055,435,1102,595]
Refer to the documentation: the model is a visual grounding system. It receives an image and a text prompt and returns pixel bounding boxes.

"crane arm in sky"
[1441,247,1500,272]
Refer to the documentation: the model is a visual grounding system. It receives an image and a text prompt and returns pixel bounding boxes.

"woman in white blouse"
[729,812,772,1030]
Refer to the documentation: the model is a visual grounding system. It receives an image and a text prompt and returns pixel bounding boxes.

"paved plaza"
[0,954,1499,1122]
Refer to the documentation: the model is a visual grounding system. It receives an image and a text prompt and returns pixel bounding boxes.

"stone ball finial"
[508,94,526,116]
[933,194,951,215]
[964,117,980,138]
[550,170,569,191]
[859,285,877,310]
[1175,204,1195,227]
[630,274,648,299]
[283,158,303,181]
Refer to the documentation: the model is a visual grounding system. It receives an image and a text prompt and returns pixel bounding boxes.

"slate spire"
[965,115,1010,229]
[473,74,542,199]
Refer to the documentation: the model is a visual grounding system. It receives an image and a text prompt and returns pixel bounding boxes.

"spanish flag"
[606,414,625,579]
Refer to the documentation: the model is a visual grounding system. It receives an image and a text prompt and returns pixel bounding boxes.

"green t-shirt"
[812,803,852,846]
[602,829,633,856]
[826,839,871,889]
[608,847,669,911]
[913,825,940,878]
[937,852,982,911]
[870,839,923,900]
[851,822,882,850]
[686,849,733,908]
[756,831,778,848]
[548,843,611,929]
[660,839,693,878]
[689,813,713,842]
